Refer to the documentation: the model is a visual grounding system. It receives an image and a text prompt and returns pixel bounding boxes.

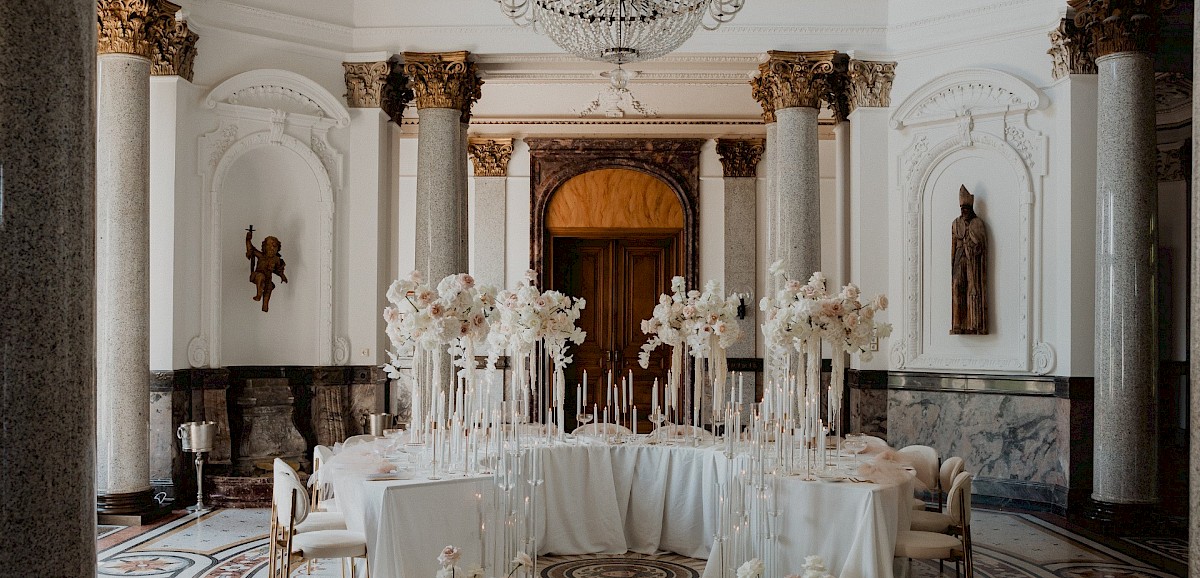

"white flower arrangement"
[758,263,890,361]
[487,270,586,372]
[736,558,764,578]
[382,270,496,378]
[638,277,743,368]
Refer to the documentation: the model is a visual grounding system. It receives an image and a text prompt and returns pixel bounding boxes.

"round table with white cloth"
[322,436,913,578]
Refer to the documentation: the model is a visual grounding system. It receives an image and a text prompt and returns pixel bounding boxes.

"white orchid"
[381,270,496,376]
[638,277,743,368]
[486,276,586,371]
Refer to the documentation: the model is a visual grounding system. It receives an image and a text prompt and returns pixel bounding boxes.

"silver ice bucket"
[368,413,394,437]
[178,421,216,453]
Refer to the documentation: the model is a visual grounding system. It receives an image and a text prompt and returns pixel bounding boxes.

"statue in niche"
[951,185,987,335]
[246,225,288,312]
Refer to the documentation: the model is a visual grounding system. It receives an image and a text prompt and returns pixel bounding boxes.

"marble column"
[756,51,841,281]
[404,51,481,283]
[716,138,764,418]
[95,0,182,518]
[1071,0,1163,510]
[0,1,97,571]
[467,138,514,289]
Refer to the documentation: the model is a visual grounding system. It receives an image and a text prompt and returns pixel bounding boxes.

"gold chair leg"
[364,555,372,578]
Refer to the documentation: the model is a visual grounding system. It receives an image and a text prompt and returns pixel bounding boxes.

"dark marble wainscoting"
[150,366,387,507]
[885,372,1093,515]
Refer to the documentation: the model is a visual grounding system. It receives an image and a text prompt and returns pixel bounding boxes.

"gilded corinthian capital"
[1047,17,1095,79]
[749,73,776,123]
[848,60,896,112]
[757,50,839,111]
[467,138,514,177]
[402,51,484,121]
[342,61,391,108]
[98,0,155,57]
[716,139,765,178]
[1069,0,1171,57]
[149,1,198,81]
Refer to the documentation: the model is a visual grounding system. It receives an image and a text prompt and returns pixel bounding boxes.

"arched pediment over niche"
[891,68,1044,130]
[205,69,351,128]
[527,138,704,290]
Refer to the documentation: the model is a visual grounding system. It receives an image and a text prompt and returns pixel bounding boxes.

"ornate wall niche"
[890,68,1051,374]
[191,69,351,368]
[527,138,704,289]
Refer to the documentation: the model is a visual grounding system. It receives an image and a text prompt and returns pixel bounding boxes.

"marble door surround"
[527,138,704,290]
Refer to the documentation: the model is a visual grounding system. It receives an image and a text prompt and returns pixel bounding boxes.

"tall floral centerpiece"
[383,271,495,441]
[488,270,586,436]
[639,277,743,427]
[760,263,890,438]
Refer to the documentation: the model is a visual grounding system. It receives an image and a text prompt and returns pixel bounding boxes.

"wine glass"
[576,412,593,437]
[842,433,869,468]
[649,411,667,443]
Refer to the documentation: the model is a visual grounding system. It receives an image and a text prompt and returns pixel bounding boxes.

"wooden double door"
[550,234,682,431]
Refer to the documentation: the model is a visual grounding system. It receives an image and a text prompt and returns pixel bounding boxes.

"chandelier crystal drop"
[495,0,747,66]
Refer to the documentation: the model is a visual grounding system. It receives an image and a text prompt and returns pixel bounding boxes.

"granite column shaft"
[774,105,823,280]
[96,51,154,512]
[414,107,467,282]
[1091,51,1159,505]
[0,0,97,571]
[1189,2,1199,567]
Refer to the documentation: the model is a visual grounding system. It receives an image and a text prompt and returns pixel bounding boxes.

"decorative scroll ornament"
[847,60,897,112]
[1069,0,1170,57]
[715,139,765,178]
[97,0,154,57]
[402,51,483,119]
[1047,17,1095,79]
[380,61,414,125]
[467,138,515,177]
[749,72,776,123]
[758,50,840,111]
[149,1,197,80]
[342,61,391,108]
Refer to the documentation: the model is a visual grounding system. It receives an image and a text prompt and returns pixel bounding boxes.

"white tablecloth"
[326,440,911,578]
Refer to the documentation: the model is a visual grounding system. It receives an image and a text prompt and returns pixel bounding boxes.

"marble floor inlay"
[94,509,1183,578]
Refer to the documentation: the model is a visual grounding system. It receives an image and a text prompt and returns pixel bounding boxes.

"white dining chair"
[342,434,377,447]
[652,424,714,440]
[271,473,371,578]
[910,470,970,533]
[937,456,965,512]
[273,459,345,533]
[894,472,974,578]
[572,423,633,435]
[311,445,337,512]
[897,445,939,510]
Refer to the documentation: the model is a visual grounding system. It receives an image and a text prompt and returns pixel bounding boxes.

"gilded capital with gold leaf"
[468,138,514,177]
[402,51,483,120]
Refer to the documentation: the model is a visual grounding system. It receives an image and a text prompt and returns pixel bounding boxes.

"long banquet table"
[324,437,912,578]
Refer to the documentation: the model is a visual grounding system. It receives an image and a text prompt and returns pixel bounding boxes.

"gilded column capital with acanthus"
[149,1,197,81]
[402,51,484,121]
[847,59,896,113]
[1047,17,1095,79]
[750,73,776,123]
[342,61,392,108]
[755,50,839,111]
[467,138,514,177]
[716,139,765,178]
[380,61,415,125]
[98,0,154,57]
[1068,0,1173,57]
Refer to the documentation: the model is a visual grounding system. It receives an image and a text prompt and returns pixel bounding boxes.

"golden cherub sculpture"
[246,226,288,312]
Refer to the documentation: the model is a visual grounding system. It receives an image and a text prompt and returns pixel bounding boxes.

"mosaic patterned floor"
[95,508,1185,578]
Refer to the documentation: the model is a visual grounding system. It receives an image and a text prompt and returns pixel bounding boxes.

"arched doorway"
[547,169,684,431]
[528,138,703,431]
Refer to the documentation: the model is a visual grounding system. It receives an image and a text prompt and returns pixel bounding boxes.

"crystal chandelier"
[495,0,747,66]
